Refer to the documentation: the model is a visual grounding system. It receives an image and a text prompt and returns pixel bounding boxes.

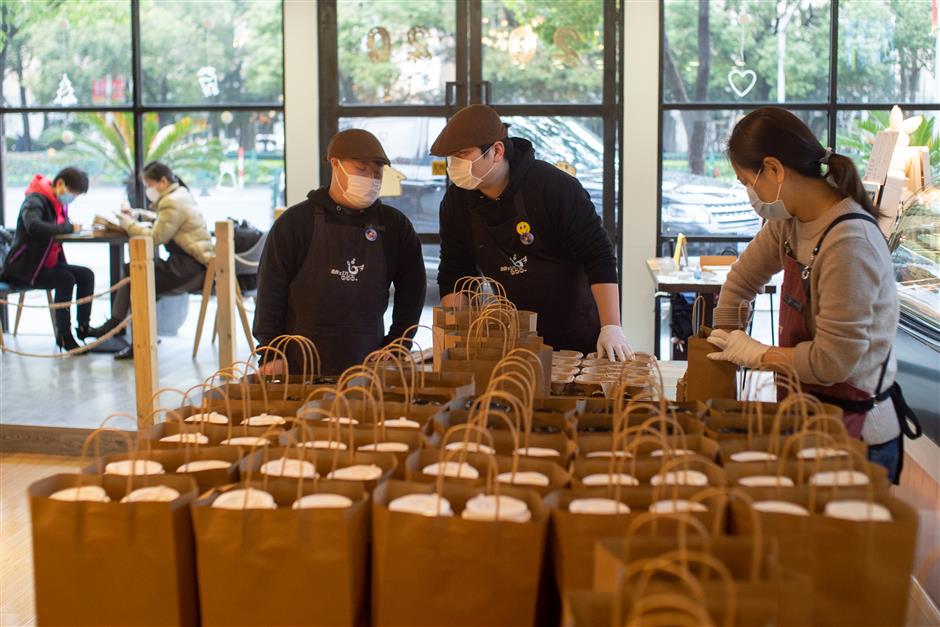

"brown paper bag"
[686,296,737,401]
[372,478,549,626]
[84,445,242,493]
[192,478,370,626]
[30,472,199,626]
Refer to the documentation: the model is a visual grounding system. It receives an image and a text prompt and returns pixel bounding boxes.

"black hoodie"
[437,137,617,296]
[252,187,426,350]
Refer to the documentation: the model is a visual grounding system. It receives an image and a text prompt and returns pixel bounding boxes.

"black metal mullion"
[455,0,469,108]
[601,0,616,245]
[317,0,339,187]
[828,0,839,149]
[335,105,452,117]
[469,0,482,103]
[130,0,145,209]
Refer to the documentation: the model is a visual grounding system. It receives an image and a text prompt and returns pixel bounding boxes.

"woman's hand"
[71,223,82,233]
[706,329,770,368]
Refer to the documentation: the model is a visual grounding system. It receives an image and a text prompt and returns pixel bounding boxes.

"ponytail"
[142,160,187,191]
[824,153,879,219]
[728,106,882,220]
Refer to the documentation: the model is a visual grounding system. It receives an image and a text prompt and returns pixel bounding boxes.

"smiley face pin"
[515,221,531,235]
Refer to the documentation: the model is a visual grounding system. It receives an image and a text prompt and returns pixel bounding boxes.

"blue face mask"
[746,168,790,221]
[58,192,76,205]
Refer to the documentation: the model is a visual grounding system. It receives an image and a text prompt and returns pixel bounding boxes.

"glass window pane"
[838,0,938,104]
[503,116,604,216]
[140,0,283,105]
[481,0,604,104]
[660,109,828,238]
[4,111,134,229]
[338,116,446,234]
[337,2,456,105]
[1,0,132,108]
[836,109,939,183]
[142,110,285,229]
[662,0,830,104]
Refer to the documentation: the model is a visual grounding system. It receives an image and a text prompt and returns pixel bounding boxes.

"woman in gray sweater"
[706,106,917,483]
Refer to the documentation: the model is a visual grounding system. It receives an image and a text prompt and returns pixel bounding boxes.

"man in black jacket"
[253,129,426,376]
[433,105,633,360]
[1,167,105,351]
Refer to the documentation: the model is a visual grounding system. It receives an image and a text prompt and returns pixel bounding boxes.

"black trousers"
[111,252,205,321]
[31,263,95,330]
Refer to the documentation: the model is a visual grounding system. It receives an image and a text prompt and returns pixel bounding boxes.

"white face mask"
[447,146,495,190]
[145,186,160,204]
[746,168,790,221]
[337,161,382,209]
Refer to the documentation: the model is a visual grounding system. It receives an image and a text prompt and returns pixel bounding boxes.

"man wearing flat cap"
[433,104,632,360]
[253,128,426,375]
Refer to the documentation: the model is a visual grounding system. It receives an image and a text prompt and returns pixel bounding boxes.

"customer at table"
[1,167,107,352]
[90,161,213,359]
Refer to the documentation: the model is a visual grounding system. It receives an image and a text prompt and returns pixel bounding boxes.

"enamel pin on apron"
[516,221,534,245]
[364,226,378,242]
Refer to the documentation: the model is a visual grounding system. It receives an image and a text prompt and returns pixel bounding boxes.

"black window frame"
[0,0,287,224]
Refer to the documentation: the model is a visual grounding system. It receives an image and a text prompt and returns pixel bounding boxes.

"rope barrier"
[0,277,130,309]
[0,317,131,359]
[234,254,260,267]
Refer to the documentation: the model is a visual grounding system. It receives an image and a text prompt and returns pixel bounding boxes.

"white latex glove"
[706,329,769,368]
[596,325,634,362]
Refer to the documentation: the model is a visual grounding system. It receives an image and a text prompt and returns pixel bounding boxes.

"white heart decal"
[728,67,757,98]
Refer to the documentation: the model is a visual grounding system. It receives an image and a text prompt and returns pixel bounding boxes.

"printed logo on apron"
[499,253,528,275]
[331,258,366,282]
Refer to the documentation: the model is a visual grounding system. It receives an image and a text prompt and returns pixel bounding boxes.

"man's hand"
[257,358,285,376]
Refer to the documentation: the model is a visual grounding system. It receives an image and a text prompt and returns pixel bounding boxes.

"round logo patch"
[515,221,531,235]
[364,227,378,242]
[520,232,535,246]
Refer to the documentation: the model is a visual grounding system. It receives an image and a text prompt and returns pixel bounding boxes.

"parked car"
[661,178,760,237]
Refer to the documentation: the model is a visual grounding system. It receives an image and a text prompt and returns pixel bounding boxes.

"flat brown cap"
[327,129,390,165]
[430,104,505,156]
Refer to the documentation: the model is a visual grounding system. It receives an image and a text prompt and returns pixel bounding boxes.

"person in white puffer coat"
[90,161,214,359]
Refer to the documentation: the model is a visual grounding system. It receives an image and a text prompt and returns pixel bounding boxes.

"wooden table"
[55,230,129,314]
[646,256,779,358]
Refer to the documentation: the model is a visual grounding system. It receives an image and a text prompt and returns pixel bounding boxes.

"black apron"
[285,205,389,376]
[469,190,600,354]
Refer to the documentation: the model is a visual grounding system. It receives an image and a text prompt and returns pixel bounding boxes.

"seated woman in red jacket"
[1,168,107,351]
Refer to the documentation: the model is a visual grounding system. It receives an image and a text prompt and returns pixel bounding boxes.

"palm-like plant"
[841,110,940,178]
[63,112,223,197]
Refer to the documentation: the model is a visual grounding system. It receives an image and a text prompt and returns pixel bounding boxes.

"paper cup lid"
[514,447,561,458]
[301,440,347,450]
[730,450,778,463]
[321,416,359,426]
[568,498,630,515]
[422,461,479,480]
[212,488,277,510]
[160,432,209,444]
[445,441,495,455]
[753,500,809,517]
[327,464,383,481]
[221,436,270,447]
[389,493,453,517]
[648,499,708,514]
[292,493,353,510]
[582,473,639,487]
[797,447,849,460]
[462,494,531,522]
[381,417,421,429]
[104,459,165,476]
[241,414,286,427]
[260,457,318,479]
[120,485,180,503]
[358,442,410,453]
[650,470,709,487]
[49,485,110,503]
[496,471,550,487]
[809,470,870,487]
[737,475,795,488]
[649,448,695,458]
[824,499,892,521]
[176,459,230,473]
[185,412,228,424]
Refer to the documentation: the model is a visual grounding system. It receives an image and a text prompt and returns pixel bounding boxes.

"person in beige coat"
[91,161,214,359]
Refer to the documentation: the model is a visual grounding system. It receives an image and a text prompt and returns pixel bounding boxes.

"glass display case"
[889,186,940,444]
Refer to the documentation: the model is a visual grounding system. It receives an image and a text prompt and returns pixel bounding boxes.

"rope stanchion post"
[129,236,158,426]
[215,220,238,371]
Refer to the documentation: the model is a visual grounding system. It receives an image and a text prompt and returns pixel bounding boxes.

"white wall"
[283,0,320,205]
[621,0,661,353]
